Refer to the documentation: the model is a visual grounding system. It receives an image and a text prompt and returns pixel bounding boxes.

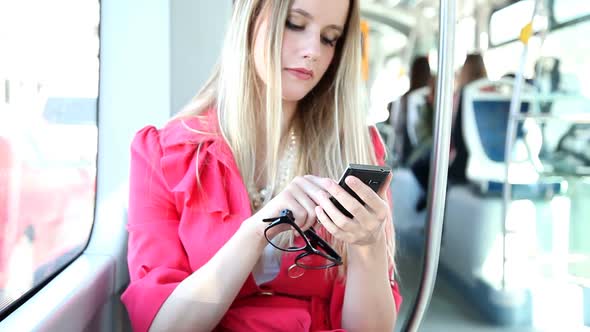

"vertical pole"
[401,0,455,330]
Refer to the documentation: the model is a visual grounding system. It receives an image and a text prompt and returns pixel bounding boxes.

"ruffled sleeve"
[157,116,243,221]
[121,126,192,332]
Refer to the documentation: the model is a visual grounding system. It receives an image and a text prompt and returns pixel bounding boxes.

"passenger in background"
[456,53,487,93]
[410,52,488,211]
[407,76,437,211]
[407,76,436,166]
[387,56,431,166]
[122,0,400,331]
[448,53,488,184]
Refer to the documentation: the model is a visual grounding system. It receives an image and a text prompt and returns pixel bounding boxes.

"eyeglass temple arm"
[303,229,342,260]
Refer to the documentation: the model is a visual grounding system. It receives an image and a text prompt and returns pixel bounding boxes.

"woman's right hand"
[243,176,321,244]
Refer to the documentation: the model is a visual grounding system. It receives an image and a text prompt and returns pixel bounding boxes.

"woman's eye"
[322,36,338,47]
[286,20,304,31]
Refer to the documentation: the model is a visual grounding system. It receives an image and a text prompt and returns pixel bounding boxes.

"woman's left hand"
[302,174,392,246]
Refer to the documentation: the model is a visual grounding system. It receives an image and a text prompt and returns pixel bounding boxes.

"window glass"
[553,0,590,24]
[455,17,476,71]
[489,0,548,46]
[365,20,408,124]
[0,0,99,312]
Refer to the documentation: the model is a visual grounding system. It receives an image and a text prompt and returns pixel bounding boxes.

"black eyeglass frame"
[263,209,343,269]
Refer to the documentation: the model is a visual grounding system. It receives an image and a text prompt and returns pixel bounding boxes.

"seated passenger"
[407,76,436,167]
[406,77,437,211]
[387,56,431,165]
[121,1,401,331]
[410,52,488,210]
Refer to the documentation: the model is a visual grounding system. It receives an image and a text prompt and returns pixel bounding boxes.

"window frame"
[488,0,590,49]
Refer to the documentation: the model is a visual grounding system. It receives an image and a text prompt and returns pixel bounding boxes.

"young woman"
[122,0,401,331]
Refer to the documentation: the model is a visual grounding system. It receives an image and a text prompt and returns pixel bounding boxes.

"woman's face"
[253,0,350,102]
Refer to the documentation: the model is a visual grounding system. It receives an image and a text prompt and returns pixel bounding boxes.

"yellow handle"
[519,22,533,44]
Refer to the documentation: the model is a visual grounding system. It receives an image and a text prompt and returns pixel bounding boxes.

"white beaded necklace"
[250,127,298,211]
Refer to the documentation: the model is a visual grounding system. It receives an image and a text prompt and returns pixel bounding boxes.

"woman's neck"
[282,99,297,132]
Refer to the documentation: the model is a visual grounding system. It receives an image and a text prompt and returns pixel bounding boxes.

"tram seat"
[391,168,426,235]
[461,78,563,198]
[439,78,567,325]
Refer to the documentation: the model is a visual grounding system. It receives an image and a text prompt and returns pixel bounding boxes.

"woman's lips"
[285,68,313,80]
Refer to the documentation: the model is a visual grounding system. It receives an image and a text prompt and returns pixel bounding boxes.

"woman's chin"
[282,90,311,103]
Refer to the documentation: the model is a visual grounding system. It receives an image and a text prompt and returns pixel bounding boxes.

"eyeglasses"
[262,209,343,270]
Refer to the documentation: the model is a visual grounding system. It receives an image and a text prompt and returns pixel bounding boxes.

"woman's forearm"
[149,219,267,332]
[341,232,397,332]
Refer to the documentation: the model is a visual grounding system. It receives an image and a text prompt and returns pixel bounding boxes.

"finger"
[315,206,346,241]
[344,175,380,206]
[294,175,327,206]
[306,175,370,223]
[295,176,352,227]
[316,193,358,233]
[287,181,318,231]
[344,175,389,223]
[282,192,308,230]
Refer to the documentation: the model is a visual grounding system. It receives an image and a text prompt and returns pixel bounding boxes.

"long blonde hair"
[175,0,395,277]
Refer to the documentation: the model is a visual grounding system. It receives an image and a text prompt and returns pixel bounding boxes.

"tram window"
[553,0,590,24]
[489,0,548,46]
[0,0,99,314]
[455,17,476,67]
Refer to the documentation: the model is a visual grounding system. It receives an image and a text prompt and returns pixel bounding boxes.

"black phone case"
[330,164,391,218]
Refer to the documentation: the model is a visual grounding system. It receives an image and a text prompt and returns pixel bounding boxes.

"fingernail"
[344,176,354,185]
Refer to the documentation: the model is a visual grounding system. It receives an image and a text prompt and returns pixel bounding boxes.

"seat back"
[461,78,544,190]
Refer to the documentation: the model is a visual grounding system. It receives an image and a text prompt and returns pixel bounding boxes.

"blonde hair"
[175,0,395,277]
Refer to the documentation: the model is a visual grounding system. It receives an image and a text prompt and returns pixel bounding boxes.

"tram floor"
[394,252,541,332]
[392,178,590,331]
[395,250,590,332]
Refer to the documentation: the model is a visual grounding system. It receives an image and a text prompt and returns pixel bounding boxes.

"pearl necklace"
[250,127,297,211]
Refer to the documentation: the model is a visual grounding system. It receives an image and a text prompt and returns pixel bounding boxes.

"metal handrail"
[501,0,545,290]
[401,0,455,330]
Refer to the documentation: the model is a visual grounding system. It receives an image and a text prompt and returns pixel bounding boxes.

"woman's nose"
[302,34,321,62]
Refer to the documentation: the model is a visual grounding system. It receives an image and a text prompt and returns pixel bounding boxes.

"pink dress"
[122,110,402,331]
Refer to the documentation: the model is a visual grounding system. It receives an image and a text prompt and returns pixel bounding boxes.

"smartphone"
[329,163,391,218]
